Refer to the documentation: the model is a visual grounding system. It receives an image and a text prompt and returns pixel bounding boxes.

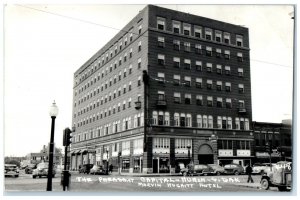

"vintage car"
[208,164,225,175]
[79,164,94,174]
[90,165,107,175]
[252,163,274,175]
[32,162,56,178]
[180,164,214,176]
[260,161,292,191]
[223,163,244,175]
[25,164,37,174]
[5,164,19,178]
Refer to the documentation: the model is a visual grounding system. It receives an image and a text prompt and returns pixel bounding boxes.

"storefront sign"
[218,150,233,157]
[236,150,250,156]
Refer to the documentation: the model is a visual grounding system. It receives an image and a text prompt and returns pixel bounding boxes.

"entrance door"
[153,159,158,173]
[198,144,214,164]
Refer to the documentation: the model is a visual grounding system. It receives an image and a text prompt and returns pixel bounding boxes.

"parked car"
[208,164,225,175]
[79,164,94,174]
[32,162,56,178]
[224,163,244,175]
[261,161,292,191]
[252,163,274,175]
[180,164,214,176]
[25,164,37,174]
[90,165,107,175]
[5,164,19,178]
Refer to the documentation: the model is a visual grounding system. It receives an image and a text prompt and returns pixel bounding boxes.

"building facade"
[253,120,292,163]
[70,5,253,173]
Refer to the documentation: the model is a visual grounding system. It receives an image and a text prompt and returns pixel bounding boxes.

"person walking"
[246,164,254,183]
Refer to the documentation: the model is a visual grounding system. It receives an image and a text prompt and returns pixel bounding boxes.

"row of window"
[156,17,245,47]
[151,111,250,130]
[74,113,144,143]
[156,54,244,74]
[156,91,246,108]
[75,77,142,109]
[94,139,143,155]
[75,56,142,97]
[157,37,245,61]
[74,97,141,125]
[76,20,144,85]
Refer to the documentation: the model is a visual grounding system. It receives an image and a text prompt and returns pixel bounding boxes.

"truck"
[260,161,292,191]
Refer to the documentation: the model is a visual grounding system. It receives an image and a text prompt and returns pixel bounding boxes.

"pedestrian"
[109,164,113,174]
[246,164,254,183]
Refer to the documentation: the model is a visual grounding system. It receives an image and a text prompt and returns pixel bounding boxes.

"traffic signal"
[63,128,72,146]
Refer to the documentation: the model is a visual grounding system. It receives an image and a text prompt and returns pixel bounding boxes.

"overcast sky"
[3,4,294,157]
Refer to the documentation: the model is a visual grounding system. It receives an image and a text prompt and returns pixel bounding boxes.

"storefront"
[152,156,170,173]
[121,158,130,173]
[133,157,143,173]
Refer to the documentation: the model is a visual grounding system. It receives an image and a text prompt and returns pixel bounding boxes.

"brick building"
[70,5,254,173]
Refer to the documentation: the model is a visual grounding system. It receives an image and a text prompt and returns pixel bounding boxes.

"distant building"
[26,145,62,165]
[71,5,253,173]
[252,120,292,163]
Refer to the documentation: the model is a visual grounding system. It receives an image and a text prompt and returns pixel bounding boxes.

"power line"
[15,4,293,70]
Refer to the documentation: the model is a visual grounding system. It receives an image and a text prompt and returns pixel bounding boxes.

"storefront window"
[122,159,130,172]
[159,157,170,173]
[133,157,142,173]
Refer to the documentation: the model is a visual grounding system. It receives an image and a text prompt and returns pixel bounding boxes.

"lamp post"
[47,101,58,191]
[118,151,121,175]
[187,144,191,164]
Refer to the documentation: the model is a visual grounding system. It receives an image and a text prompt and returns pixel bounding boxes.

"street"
[4,170,282,193]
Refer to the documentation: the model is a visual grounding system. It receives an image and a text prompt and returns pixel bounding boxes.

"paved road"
[4,170,281,193]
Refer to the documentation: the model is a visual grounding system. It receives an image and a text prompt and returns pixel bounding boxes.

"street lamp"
[187,144,191,164]
[47,101,58,191]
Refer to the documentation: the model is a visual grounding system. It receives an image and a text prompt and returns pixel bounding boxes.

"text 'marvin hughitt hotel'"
[70,5,253,174]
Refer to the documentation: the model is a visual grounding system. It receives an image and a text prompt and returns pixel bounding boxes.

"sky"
[2,3,294,157]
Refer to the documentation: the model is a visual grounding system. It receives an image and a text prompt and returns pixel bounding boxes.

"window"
[215,31,222,42]
[239,84,244,93]
[216,81,222,91]
[158,111,164,125]
[157,72,165,83]
[225,82,231,92]
[206,63,212,72]
[158,36,165,47]
[174,92,181,103]
[195,44,202,54]
[184,42,191,52]
[158,91,165,101]
[217,116,222,129]
[236,35,243,47]
[174,113,180,126]
[184,76,191,87]
[137,76,141,86]
[157,17,165,30]
[195,78,202,88]
[185,93,191,104]
[207,96,213,107]
[138,41,142,52]
[129,64,132,74]
[245,118,249,130]
[226,98,232,108]
[180,113,186,127]
[184,59,191,69]
[114,46,118,54]
[129,48,133,58]
[217,97,223,108]
[173,74,180,86]
[207,80,213,90]
[128,82,132,91]
[183,23,191,36]
[124,36,128,46]
[196,95,203,105]
[152,111,158,125]
[208,115,213,128]
[194,26,202,38]
[235,118,240,130]
[138,24,142,34]
[164,112,170,126]
[173,40,180,50]
[186,114,192,127]
[123,68,127,78]
[158,54,165,65]
[203,115,208,128]
[172,20,181,33]
[197,115,202,128]
[138,58,141,69]
[153,138,170,149]
[216,48,222,58]
[224,32,230,44]
[206,46,212,56]
[225,66,231,75]
[238,68,244,77]
[195,61,202,71]
[129,31,133,42]
[239,100,245,109]
[216,65,222,74]
[119,57,122,66]
[237,52,243,62]
[173,57,180,68]
[227,117,232,129]
[205,28,212,40]
[224,50,230,60]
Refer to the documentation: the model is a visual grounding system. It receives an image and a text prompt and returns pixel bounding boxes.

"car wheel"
[234,171,239,175]
[32,175,36,179]
[15,175,19,178]
[260,178,270,190]
[182,172,187,176]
